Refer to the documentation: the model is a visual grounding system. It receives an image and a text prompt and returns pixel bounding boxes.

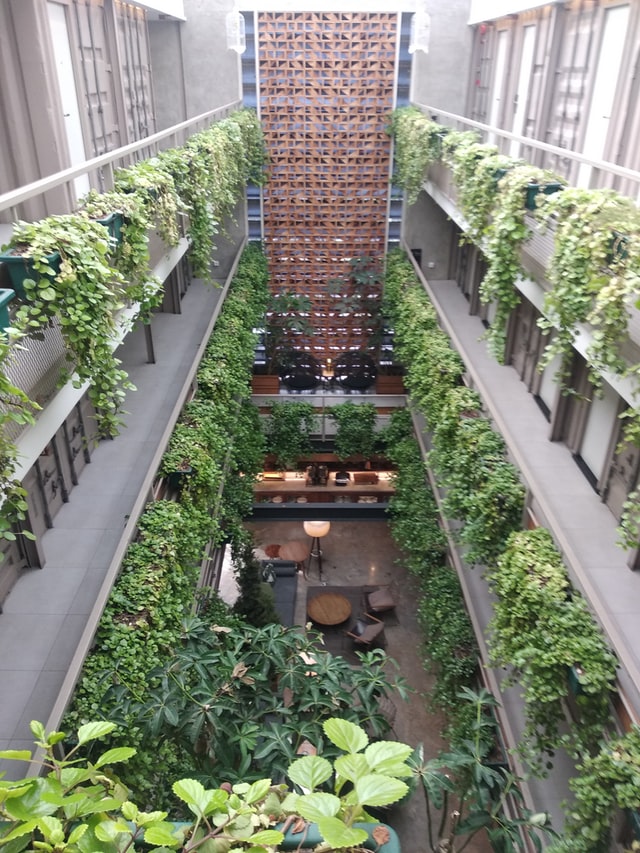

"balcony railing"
[0,100,242,227]
[415,103,640,198]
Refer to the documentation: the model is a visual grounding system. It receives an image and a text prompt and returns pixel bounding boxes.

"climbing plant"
[487,528,617,775]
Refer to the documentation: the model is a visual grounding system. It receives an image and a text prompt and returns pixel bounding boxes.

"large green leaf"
[172,779,209,815]
[144,824,183,849]
[333,754,369,786]
[4,780,59,819]
[323,719,368,754]
[244,779,272,805]
[354,774,409,807]
[295,793,340,822]
[0,751,32,762]
[249,830,285,845]
[315,817,369,849]
[94,747,136,769]
[76,722,117,745]
[287,755,332,792]
[364,741,413,776]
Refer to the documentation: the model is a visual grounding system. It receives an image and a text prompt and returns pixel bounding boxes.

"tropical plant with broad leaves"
[0,717,407,852]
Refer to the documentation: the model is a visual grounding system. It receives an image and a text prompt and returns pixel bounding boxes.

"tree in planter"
[263,291,314,374]
[265,401,317,470]
[95,617,408,803]
[329,401,378,462]
[6,215,133,438]
[487,528,618,775]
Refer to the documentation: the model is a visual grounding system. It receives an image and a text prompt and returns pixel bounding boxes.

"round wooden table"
[279,540,310,564]
[307,592,352,626]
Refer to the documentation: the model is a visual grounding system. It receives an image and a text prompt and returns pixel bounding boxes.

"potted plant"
[0,288,14,333]
[0,717,405,852]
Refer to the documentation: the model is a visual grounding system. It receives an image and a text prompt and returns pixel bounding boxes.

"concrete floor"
[247,519,492,853]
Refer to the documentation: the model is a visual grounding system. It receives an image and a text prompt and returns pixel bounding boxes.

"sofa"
[261,560,298,625]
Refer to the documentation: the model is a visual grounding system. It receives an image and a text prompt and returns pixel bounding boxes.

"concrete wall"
[149,0,242,129]
[401,191,453,280]
[411,0,473,115]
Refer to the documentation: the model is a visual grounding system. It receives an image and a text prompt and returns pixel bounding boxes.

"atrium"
[1,1,640,850]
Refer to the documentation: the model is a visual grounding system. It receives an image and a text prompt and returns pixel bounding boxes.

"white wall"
[468,0,549,25]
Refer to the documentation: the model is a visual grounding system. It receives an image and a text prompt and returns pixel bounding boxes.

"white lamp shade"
[226,10,246,54]
[304,520,331,539]
[409,10,431,55]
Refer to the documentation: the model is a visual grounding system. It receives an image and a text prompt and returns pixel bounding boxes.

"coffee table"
[307,592,352,626]
[279,540,310,566]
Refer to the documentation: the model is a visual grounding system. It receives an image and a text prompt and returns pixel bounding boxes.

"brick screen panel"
[257,11,398,363]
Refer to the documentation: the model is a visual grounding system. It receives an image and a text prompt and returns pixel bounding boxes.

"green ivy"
[551,725,640,853]
[65,245,270,799]
[487,528,617,774]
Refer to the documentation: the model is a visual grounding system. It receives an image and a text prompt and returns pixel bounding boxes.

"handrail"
[0,100,242,215]
[415,103,640,188]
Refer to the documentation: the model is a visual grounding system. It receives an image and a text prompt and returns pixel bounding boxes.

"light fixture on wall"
[303,520,331,583]
[226,7,246,54]
[409,0,431,55]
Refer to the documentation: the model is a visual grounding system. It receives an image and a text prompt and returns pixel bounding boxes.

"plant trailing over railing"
[329,401,378,461]
[385,250,524,565]
[265,400,317,470]
[0,329,39,547]
[388,106,444,204]
[80,187,163,319]
[5,214,133,438]
[538,187,640,391]
[549,725,640,853]
[157,110,268,280]
[441,131,513,241]
[487,528,617,775]
[481,164,564,360]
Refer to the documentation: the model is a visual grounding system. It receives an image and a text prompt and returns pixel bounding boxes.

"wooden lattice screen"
[257,11,398,367]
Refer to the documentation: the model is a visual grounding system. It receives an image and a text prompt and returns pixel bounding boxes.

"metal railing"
[416,103,640,197]
[0,100,242,222]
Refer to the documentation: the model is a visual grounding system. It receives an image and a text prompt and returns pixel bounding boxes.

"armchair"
[345,612,386,648]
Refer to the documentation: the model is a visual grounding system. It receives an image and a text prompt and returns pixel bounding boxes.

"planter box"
[167,466,193,491]
[524,182,563,211]
[0,248,61,300]
[252,374,280,394]
[567,664,585,697]
[0,289,15,333]
[279,821,400,852]
[93,211,124,246]
[375,375,405,394]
